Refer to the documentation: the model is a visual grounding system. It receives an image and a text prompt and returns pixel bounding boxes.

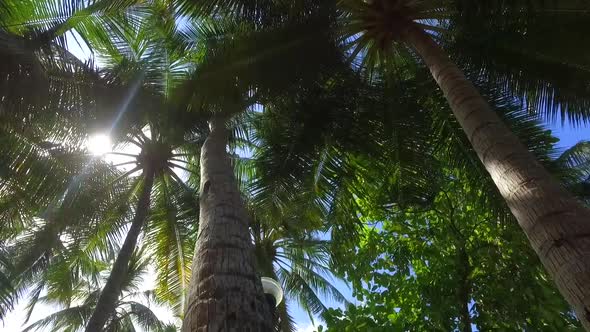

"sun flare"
[86,133,112,156]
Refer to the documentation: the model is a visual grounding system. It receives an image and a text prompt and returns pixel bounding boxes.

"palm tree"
[178,113,273,331]
[0,119,199,326]
[76,48,204,331]
[23,248,173,332]
[83,131,184,332]
[3,3,319,328]
[246,53,590,328]
[0,120,135,319]
[338,4,590,325]
[177,12,348,331]
[0,6,199,328]
[85,10,276,329]
[178,1,590,325]
[250,211,348,331]
[7,0,590,329]
[4,1,353,328]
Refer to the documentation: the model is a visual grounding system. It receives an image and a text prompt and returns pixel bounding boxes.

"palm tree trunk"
[85,170,155,332]
[401,23,590,329]
[457,247,472,332]
[182,116,272,331]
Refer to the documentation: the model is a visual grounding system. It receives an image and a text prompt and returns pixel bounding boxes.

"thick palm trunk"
[85,170,155,332]
[401,23,590,329]
[182,116,271,331]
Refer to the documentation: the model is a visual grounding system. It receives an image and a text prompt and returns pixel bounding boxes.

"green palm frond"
[146,174,198,316]
[0,33,124,130]
[279,243,347,304]
[90,8,191,99]
[249,67,440,229]
[276,300,297,332]
[450,0,590,25]
[448,11,590,125]
[8,161,131,270]
[1,0,146,55]
[0,129,90,238]
[555,141,590,178]
[552,141,590,203]
[277,266,330,317]
[23,245,168,332]
[0,153,134,318]
[253,218,348,320]
[12,243,107,322]
[176,0,328,27]
[80,181,136,263]
[175,13,342,115]
[333,0,590,123]
[0,248,14,318]
[119,248,150,293]
[22,305,94,332]
[115,301,167,331]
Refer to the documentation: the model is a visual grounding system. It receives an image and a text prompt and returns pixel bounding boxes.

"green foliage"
[146,175,199,317]
[334,0,590,124]
[2,0,590,331]
[249,172,349,331]
[552,141,590,205]
[323,170,583,331]
[22,249,170,332]
[449,10,590,125]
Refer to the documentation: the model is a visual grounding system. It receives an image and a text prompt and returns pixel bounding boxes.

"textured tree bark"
[402,23,590,329]
[182,116,272,331]
[85,170,155,332]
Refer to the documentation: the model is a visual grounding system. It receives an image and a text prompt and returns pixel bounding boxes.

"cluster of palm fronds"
[1,0,590,331]
[0,1,353,330]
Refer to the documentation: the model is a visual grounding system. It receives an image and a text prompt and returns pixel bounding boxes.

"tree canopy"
[322,167,587,331]
[1,0,590,331]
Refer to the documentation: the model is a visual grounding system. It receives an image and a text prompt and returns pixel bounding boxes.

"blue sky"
[548,121,590,150]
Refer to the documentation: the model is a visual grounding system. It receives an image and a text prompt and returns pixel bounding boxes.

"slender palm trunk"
[182,116,271,331]
[85,170,155,332]
[401,23,590,329]
[457,247,472,332]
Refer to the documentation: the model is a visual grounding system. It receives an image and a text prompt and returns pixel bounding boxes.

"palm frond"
[117,301,167,332]
[449,13,590,125]
[22,305,93,332]
[146,174,198,316]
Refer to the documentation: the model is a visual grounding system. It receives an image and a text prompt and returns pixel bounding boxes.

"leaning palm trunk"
[401,23,590,329]
[85,170,155,332]
[182,116,271,331]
